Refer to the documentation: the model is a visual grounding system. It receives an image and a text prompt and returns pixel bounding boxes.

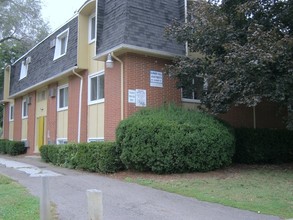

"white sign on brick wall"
[128,90,136,103]
[150,71,163,88]
[136,89,147,107]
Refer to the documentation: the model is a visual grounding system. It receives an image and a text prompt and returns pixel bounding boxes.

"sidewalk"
[0,155,281,220]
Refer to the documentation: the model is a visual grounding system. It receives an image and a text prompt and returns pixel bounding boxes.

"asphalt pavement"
[0,155,281,220]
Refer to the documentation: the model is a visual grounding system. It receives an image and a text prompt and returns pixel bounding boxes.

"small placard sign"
[150,71,163,88]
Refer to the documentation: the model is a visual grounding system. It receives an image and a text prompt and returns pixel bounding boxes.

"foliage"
[0,0,50,127]
[40,142,124,174]
[125,165,293,218]
[116,105,235,174]
[234,128,293,164]
[0,139,26,155]
[165,0,293,129]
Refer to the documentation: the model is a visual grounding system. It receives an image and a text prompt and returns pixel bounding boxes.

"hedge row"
[40,142,124,173]
[0,139,26,156]
[234,128,293,164]
[116,105,235,174]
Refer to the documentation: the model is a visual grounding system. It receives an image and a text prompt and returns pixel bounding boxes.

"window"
[57,139,68,145]
[9,104,14,121]
[22,97,28,118]
[19,61,28,80]
[88,72,104,105]
[57,84,68,111]
[88,13,96,43]
[182,77,208,103]
[54,29,69,60]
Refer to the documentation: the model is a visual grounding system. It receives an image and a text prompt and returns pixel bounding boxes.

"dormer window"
[19,57,31,80]
[54,29,69,60]
[88,13,96,43]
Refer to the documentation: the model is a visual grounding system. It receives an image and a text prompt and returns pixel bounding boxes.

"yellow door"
[37,116,44,149]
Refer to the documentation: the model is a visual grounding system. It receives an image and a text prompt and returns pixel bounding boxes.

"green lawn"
[125,165,293,219]
[0,175,39,220]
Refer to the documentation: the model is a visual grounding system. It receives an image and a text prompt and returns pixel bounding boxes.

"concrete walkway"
[0,155,281,220]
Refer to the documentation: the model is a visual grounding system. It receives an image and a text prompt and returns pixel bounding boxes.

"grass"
[0,174,39,220]
[124,165,293,219]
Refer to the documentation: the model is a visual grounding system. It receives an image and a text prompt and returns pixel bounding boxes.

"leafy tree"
[165,0,293,129]
[0,0,50,127]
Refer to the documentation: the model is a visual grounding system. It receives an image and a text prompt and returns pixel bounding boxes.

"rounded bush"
[116,105,235,174]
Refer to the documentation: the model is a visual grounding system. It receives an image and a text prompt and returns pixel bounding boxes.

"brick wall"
[46,83,57,144]
[68,70,88,142]
[104,53,181,141]
[219,102,287,129]
[27,92,36,154]
[13,98,22,140]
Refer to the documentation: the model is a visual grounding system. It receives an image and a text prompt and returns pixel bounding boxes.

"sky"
[41,0,87,31]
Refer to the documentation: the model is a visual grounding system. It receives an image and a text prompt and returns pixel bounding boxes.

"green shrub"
[234,128,293,164]
[8,141,26,156]
[40,142,124,173]
[97,142,125,173]
[57,144,78,168]
[116,105,235,174]
[0,139,10,154]
[0,140,26,156]
[76,143,100,172]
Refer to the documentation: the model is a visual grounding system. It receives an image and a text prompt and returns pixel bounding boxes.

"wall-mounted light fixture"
[106,53,114,68]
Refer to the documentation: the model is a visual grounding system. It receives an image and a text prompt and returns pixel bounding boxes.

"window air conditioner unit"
[50,39,56,48]
[49,87,56,97]
[23,140,29,148]
[27,96,32,105]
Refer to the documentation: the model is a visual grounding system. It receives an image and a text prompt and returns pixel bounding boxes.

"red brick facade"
[220,102,287,129]
[47,83,58,144]
[68,70,88,143]
[104,53,181,141]
[13,98,22,141]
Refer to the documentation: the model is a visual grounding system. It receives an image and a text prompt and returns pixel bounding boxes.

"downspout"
[72,67,83,143]
[111,52,124,120]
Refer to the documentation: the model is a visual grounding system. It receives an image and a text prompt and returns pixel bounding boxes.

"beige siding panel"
[21,119,28,140]
[77,14,88,69]
[57,110,68,138]
[36,89,48,117]
[88,103,104,138]
[9,122,14,140]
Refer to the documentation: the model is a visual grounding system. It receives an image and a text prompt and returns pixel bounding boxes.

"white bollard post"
[40,176,50,220]
[87,189,103,220]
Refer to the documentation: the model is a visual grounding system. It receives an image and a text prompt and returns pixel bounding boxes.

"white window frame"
[88,71,105,105]
[57,84,69,111]
[9,104,14,122]
[88,138,104,143]
[57,138,68,145]
[53,28,69,60]
[181,77,208,104]
[19,61,28,80]
[22,97,28,119]
[88,13,96,44]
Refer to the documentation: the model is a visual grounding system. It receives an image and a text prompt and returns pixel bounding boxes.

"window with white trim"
[22,97,28,119]
[182,76,208,103]
[19,61,28,80]
[88,13,96,43]
[57,139,68,145]
[88,72,104,105]
[57,84,69,111]
[54,29,69,60]
[9,104,14,121]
